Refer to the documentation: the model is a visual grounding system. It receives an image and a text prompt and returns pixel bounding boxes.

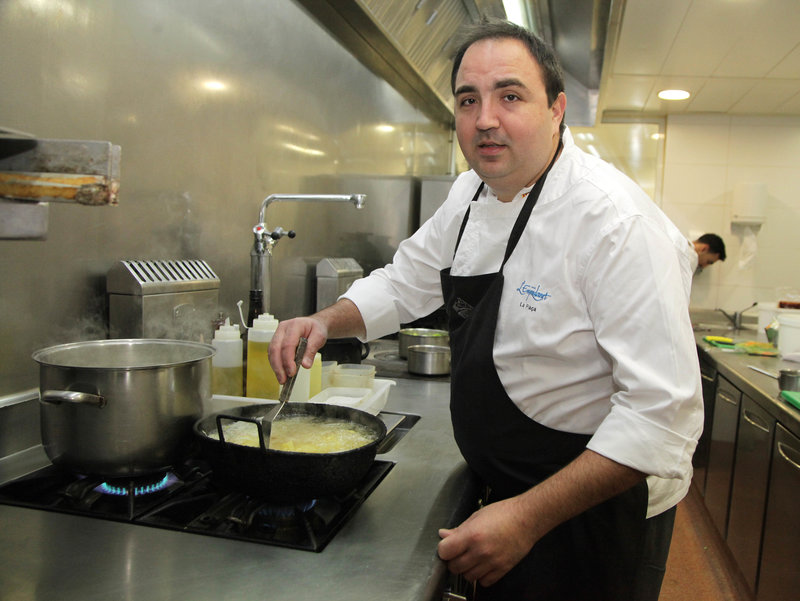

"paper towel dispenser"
[316,257,362,311]
[731,182,767,226]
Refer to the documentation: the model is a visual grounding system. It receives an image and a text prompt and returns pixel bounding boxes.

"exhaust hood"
[296,0,506,126]
[297,0,609,128]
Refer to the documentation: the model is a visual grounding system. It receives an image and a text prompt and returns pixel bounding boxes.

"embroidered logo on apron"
[452,297,473,319]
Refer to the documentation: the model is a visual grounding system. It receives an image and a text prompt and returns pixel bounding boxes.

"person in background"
[691,232,727,272]
[269,18,702,601]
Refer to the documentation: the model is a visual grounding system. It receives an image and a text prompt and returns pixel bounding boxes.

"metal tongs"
[260,337,307,448]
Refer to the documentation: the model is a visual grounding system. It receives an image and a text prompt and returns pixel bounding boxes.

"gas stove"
[0,456,394,552]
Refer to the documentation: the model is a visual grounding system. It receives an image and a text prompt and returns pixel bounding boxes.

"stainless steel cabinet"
[756,424,800,601]
[693,357,718,495]
[704,375,741,537]
[726,395,774,593]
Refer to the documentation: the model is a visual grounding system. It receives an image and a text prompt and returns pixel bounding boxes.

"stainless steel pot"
[33,339,214,477]
[407,344,450,376]
[779,369,800,392]
[398,328,449,359]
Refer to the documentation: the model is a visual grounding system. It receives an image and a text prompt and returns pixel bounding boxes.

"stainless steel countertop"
[692,310,800,439]
[0,377,479,601]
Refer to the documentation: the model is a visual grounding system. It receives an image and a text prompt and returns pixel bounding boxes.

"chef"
[270,18,702,601]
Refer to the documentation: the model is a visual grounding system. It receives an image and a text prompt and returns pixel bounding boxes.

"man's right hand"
[267,317,328,383]
[267,298,367,384]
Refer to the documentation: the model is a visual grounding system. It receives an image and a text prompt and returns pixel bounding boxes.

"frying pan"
[194,402,387,503]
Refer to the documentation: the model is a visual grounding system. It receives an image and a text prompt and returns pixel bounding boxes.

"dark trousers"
[476,501,676,601]
[630,505,677,601]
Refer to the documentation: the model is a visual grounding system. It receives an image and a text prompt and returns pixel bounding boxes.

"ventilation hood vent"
[528,0,611,127]
[296,0,506,126]
[297,0,608,128]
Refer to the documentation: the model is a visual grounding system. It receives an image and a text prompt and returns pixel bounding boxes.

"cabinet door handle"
[777,442,800,471]
[701,372,715,383]
[718,391,738,406]
[742,409,770,433]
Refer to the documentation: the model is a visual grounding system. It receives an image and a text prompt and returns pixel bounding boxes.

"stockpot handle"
[40,390,107,408]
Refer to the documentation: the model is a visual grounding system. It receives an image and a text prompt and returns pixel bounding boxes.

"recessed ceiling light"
[658,89,690,101]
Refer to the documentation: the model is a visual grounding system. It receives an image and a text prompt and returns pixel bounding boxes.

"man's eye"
[459,97,476,106]
[503,93,519,102]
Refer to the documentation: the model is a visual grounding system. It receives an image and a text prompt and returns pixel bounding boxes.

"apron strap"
[500,137,563,268]
[452,182,485,258]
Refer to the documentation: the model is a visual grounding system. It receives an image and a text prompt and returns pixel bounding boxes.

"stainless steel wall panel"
[0,0,453,396]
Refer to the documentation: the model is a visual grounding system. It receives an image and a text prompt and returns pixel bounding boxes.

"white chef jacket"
[688,240,700,273]
[343,128,703,517]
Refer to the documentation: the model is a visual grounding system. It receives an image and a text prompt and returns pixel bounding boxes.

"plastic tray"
[309,378,395,415]
[207,378,396,417]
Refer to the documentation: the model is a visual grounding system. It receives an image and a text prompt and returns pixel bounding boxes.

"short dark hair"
[697,233,726,261]
[450,17,566,134]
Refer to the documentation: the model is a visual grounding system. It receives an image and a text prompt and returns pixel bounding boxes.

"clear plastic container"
[321,361,337,389]
[331,363,375,388]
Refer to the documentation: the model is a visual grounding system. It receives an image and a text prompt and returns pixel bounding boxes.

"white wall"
[661,114,800,311]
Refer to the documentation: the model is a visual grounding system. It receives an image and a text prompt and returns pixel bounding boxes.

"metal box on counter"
[107,260,220,343]
[316,257,363,311]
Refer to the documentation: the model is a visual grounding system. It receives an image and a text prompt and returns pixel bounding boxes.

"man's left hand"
[437,496,536,587]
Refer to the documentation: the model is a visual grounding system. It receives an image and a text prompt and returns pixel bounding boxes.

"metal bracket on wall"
[0,131,121,240]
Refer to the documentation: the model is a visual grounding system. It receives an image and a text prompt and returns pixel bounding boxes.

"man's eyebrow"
[454,78,528,96]
[495,78,526,90]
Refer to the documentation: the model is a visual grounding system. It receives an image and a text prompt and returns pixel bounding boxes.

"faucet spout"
[248,192,366,324]
[257,193,366,226]
[716,301,757,330]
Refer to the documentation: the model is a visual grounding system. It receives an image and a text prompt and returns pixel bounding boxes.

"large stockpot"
[397,328,449,359]
[33,339,214,478]
[194,402,387,503]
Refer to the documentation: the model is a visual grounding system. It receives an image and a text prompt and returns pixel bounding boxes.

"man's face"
[698,250,721,268]
[453,37,565,202]
[694,242,721,268]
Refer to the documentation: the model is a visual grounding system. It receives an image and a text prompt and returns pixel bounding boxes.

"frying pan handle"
[215,413,269,451]
[40,390,107,408]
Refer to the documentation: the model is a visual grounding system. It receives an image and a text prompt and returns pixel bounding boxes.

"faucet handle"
[270,227,295,241]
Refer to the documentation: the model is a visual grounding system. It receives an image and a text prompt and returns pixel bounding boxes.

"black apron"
[440,144,649,601]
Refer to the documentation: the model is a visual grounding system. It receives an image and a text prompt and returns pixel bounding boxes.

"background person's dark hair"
[450,17,566,134]
[697,233,726,261]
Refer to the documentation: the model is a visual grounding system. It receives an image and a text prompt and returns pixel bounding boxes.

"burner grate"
[0,459,394,552]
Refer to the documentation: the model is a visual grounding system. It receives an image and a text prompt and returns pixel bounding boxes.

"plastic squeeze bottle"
[246,313,280,399]
[287,351,322,403]
[211,318,243,396]
[308,353,322,398]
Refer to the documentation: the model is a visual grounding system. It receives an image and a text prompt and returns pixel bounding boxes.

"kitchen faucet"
[717,301,757,330]
[249,193,366,325]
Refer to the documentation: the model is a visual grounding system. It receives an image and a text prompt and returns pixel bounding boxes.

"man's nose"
[475,99,500,130]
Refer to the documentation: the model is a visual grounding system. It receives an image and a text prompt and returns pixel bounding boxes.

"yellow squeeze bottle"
[246,313,280,399]
[308,353,323,398]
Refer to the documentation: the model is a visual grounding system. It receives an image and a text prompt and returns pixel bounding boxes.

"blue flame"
[97,473,171,497]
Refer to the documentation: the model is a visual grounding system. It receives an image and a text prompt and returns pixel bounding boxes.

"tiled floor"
[660,484,752,601]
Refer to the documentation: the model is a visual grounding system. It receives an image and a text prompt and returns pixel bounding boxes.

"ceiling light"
[657,89,690,101]
[503,0,530,28]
